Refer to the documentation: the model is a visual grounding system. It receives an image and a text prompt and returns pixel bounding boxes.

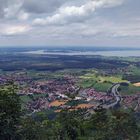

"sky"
[0,0,139,47]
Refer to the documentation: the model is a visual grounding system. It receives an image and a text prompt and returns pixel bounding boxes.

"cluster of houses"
[122,94,140,109]
[0,73,31,85]
[27,98,49,112]
[17,76,79,95]
[79,88,115,103]
[26,87,116,112]
[0,76,8,84]
[1,73,140,112]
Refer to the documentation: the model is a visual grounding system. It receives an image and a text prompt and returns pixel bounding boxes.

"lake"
[23,50,140,57]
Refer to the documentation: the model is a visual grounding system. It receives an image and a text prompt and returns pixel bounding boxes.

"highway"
[104,83,122,109]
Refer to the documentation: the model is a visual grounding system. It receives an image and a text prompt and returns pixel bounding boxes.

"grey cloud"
[22,0,67,14]
[0,0,24,19]
[0,0,8,17]
[33,0,124,25]
[0,0,139,47]
[22,0,85,14]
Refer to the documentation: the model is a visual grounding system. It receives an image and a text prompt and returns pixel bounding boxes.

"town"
[1,70,140,114]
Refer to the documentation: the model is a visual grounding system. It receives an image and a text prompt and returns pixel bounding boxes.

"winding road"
[104,83,122,109]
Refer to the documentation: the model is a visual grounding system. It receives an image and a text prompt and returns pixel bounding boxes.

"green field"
[120,84,140,95]
[79,72,128,92]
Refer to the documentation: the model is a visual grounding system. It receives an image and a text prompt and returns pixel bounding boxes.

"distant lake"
[23,50,140,57]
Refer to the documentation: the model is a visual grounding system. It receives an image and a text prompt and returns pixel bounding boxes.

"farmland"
[0,48,140,114]
[1,48,140,140]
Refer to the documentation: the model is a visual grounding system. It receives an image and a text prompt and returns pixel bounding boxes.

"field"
[133,82,140,87]
[119,84,140,95]
[1,48,140,113]
[79,71,128,92]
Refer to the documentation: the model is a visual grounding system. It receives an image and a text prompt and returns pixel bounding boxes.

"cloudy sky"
[0,0,139,47]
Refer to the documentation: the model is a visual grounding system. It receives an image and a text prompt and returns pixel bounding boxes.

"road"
[104,83,122,109]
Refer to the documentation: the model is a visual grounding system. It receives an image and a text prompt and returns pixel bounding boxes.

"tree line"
[0,85,140,140]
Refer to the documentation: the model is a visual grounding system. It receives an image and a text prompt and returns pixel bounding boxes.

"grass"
[20,95,32,110]
[128,66,140,75]
[80,73,127,83]
[79,79,97,88]
[66,100,87,107]
[79,72,128,92]
[100,76,127,83]
[94,82,112,92]
[32,93,48,99]
[20,95,32,103]
[120,84,140,95]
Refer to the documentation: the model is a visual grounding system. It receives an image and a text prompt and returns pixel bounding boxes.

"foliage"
[0,85,140,140]
[119,84,140,95]
[0,84,21,140]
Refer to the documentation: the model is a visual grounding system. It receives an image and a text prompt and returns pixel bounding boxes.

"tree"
[0,84,21,140]
[20,117,47,140]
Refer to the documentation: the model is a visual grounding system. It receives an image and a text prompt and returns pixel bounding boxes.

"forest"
[0,85,140,140]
